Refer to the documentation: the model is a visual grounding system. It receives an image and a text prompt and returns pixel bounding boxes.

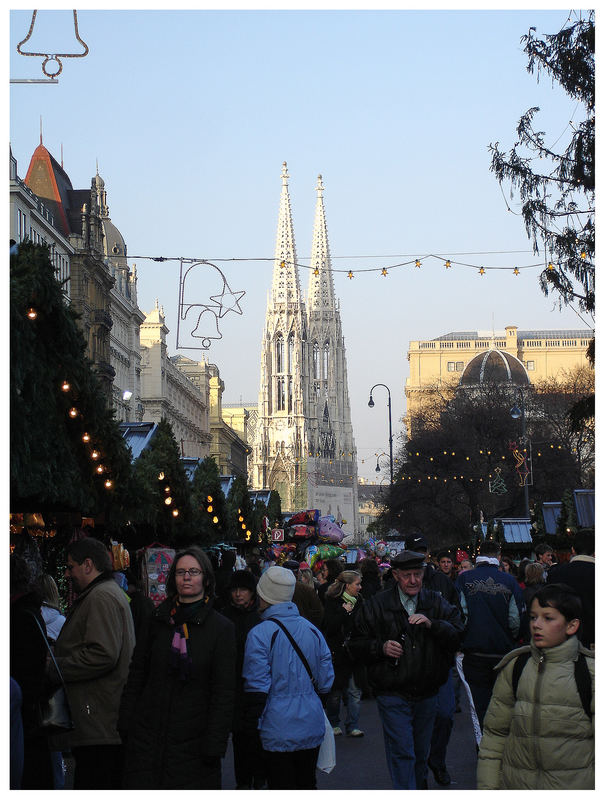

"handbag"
[27,611,74,735]
[269,618,336,773]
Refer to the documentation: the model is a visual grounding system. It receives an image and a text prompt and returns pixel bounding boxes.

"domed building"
[459,348,530,388]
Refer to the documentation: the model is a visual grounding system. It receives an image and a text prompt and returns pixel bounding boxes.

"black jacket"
[321,594,363,690]
[219,599,262,730]
[348,585,463,700]
[119,596,236,789]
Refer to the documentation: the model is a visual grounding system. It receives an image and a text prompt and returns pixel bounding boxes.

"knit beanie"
[257,566,296,605]
[229,569,257,593]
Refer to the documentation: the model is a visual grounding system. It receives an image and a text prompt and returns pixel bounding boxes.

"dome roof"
[102,218,127,260]
[459,348,529,387]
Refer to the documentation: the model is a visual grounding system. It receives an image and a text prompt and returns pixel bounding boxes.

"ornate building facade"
[10,149,73,298]
[25,141,115,396]
[251,164,358,525]
[139,304,213,459]
[91,170,146,422]
[405,325,594,435]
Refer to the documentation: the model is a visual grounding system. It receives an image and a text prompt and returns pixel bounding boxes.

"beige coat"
[55,575,135,747]
[477,636,594,789]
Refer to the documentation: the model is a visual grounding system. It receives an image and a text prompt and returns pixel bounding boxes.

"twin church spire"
[252,164,357,527]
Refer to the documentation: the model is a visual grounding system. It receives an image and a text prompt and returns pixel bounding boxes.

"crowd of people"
[10,527,595,790]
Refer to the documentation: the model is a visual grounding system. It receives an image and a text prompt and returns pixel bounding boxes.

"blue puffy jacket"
[242,602,334,752]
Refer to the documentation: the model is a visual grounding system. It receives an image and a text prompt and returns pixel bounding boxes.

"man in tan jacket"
[54,537,135,789]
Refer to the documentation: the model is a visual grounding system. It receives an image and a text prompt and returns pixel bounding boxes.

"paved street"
[221,690,478,790]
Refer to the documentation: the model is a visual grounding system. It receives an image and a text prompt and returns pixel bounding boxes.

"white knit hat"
[257,566,296,605]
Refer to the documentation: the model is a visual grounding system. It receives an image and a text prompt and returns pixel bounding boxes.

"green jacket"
[55,573,135,747]
[477,636,594,790]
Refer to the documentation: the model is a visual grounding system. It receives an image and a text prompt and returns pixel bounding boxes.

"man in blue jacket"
[242,566,334,789]
[455,540,525,730]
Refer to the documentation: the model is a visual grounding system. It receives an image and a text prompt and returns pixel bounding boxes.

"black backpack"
[511,650,592,719]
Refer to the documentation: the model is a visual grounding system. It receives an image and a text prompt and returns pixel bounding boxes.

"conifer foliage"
[190,456,228,544]
[490,12,595,317]
[131,418,191,545]
[11,241,133,523]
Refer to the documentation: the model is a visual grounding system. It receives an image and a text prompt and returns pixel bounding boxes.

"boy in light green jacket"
[477,583,594,790]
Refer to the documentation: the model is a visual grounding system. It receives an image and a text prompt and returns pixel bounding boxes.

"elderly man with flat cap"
[348,550,464,790]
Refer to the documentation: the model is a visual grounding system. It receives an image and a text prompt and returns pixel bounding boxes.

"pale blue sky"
[9,5,593,481]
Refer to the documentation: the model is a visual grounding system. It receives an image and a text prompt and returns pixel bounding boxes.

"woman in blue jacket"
[242,566,334,789]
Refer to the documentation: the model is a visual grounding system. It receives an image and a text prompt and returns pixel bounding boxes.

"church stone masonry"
[252,164,358,528]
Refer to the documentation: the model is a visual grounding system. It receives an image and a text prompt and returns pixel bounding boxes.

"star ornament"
[209,279,245,318]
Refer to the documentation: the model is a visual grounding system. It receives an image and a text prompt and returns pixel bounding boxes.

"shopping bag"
[316,710,336,774]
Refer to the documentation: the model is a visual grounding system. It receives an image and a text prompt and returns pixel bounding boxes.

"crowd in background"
[10,528,595,790]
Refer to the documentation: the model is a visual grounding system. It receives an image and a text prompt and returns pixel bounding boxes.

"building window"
[456,362,464,371]
[275,334,284,373]
[288,333,295,373]
[526,360,535,370]
[447,362,455,371]
[313,342,319,379]
[323,342,330,381]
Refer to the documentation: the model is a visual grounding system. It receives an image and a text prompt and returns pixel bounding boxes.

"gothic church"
[251,163,358,528]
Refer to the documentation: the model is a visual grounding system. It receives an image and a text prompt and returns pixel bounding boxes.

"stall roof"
[574,489,595,528]
[482,519,533,544]
[119,422,158,461]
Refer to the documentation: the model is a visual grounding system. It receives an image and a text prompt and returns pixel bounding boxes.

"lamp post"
[510,388,530,519]
[368,383,393,485]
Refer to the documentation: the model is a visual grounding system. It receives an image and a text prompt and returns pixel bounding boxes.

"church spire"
[271,161,301,306]
[308,173,336,311]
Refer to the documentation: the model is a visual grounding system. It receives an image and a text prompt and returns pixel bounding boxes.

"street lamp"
[510,388,530,519]
[368,383,393,484]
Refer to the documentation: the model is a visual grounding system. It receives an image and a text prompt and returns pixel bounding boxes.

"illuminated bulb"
[280,260,286,269]
[445,260,451,268]
[547,262,554,270]
[241,523,246,530]
[314,267,319,276]
[212,516,219,524]
[165,497,172,505]
[479,267,485,275]
[96,464,104,474]
[82,432,91,443]
[381,268,388,277]
[207,495,213,503]
[91,450,99,460]
[165,486,171,493]
[238,515,244,522]
[158,472,165,480]
[61,380,71,392]
[68,407,78,418]
[580,251,587,259]
[513,267,520,275]
[415,259,421,268]
[26,307,38,320]
[207,505,213,513]
[172,509,179,517]
[104,479,113,489]
[347,270,354,279]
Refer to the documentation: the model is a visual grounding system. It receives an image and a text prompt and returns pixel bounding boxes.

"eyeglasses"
[175,568,202,577]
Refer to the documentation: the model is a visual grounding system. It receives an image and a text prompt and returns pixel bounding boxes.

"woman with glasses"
[119,546,236,789]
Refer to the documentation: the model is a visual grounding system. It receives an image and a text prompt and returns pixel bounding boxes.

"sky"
[9,2,594,483]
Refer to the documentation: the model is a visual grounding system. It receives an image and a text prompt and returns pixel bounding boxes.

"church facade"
[251,164,358,527]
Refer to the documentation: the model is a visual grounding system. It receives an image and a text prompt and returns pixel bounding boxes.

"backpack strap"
[512,649,592,720]
[269,617,320,694]
[511,651,531,699]
[574,653,593,719]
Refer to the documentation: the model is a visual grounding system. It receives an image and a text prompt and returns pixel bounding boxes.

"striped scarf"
[169,601,194,680]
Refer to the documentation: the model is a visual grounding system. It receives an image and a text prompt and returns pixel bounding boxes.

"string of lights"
[125,251,585,279]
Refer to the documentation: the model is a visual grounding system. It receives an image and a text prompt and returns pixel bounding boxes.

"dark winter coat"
[321,593,363,691]
[547,556,595,648]
[119,595,236,789]
[219,599,262,731]
[348,585,464,700]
